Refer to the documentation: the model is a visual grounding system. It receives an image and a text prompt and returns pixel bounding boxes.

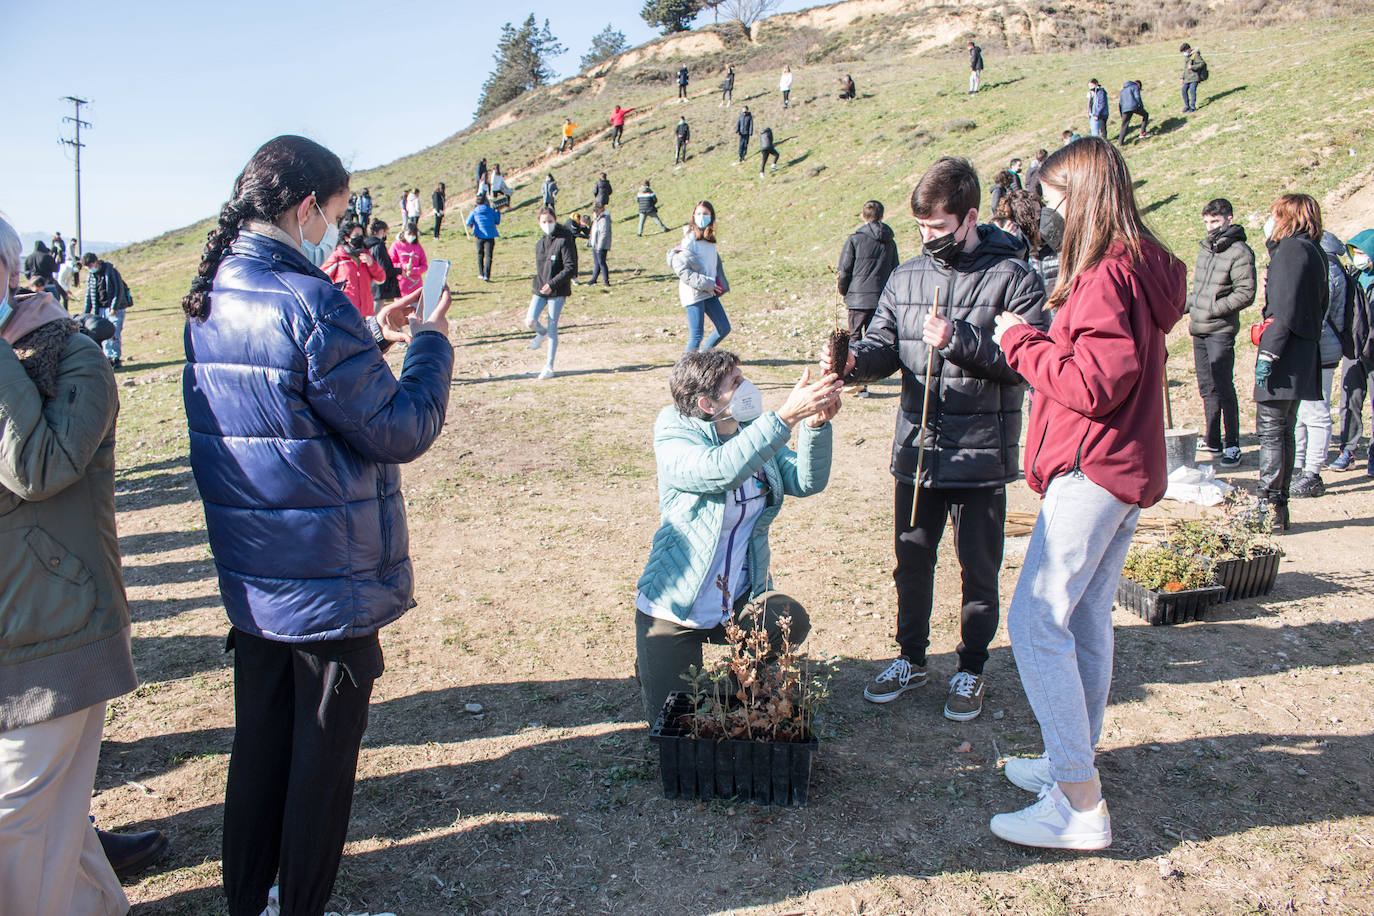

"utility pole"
[60,96,90,258]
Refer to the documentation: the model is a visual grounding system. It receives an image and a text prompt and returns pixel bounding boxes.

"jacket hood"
[955,224,1031,269]
[1204,223,1247,252]
[1348,229,1374,262]
[1130,240,1189,334]
[1320,230,1347,258]
[858,221,894,244]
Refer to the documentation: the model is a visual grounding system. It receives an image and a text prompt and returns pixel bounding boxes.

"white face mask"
[540,221,556,236]
[717,378,763,423]
[1353,249,1372,270]
[1263,216,1276,240]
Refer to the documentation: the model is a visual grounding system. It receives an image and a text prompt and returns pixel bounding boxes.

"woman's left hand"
[993,311,1029,347]
[2,292,68,346]
[808,388,842,427]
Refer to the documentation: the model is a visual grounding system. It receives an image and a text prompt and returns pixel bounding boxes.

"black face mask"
[1040,206,1066,254]
[924,221,969,268]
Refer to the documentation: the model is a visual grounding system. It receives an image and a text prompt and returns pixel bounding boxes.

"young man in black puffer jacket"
[835,199,900,395]
[1187,198,1256,468]
[824,157,1045,722]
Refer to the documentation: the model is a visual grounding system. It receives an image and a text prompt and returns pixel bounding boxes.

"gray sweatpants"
[1295,367,1336,473]
[1008,472,1139,785]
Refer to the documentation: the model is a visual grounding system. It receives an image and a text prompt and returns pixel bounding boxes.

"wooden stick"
[910,287,941,528]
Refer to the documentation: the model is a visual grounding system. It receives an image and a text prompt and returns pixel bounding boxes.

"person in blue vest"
[181,134,453,916]
[634,349,842,721]
[1118,80,1151,143]
[1087,79,1109,138]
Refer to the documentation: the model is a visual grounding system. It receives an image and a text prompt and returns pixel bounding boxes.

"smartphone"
[421,259,450,321]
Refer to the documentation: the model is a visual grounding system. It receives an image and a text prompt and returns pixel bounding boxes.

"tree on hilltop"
[641,0,700,35]
[581,24,629,70]
[719,0,781,31]
[476,14,566,117]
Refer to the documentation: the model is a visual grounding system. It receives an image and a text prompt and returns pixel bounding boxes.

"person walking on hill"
[780,65,793,108]
[541,172,559,212]
[592,172,612,208]
[322,222,386,318]
[968,42,984,93]
[526,207,577,379]
[1332,230,1374,475]
[720,65,735,106]
[180,135,454,916]
[735,106,754,163]
[838,74,855,101]
[677,63,690,100]
[758,126,780,174]
[1118,79,1151,143]
[1024,149,1047,200]
[669,201,731,352]
[431,183,446,239]
[389,224,429,298]
[610,105,636,148]
[989,137,1187,851]
[1291,231,1352,497]
[835,199,900,396]
[674,116,691,164]
[822,158,1046,723]
[1253,194,1329,529]
[0,214,138,916]
[636,179,670,235]
[466,195,501,281]
[364,219,402,307]
[589,203,612,286]
[559,118,577,152]
[1188,198,1255,469]
[82,252,130,366]
[489,165,512,210]
[1087,79,1109,139]
[356,188,372,228]
[1180,43,1206,112]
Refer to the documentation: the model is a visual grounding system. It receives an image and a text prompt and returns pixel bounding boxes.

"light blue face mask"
[694,211,712,230]
[299,202,338,267]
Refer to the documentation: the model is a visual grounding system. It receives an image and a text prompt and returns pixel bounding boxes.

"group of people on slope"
[17,237,133,367]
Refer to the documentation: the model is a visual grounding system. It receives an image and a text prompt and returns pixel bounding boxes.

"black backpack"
[1345,266,1373,367]
[108,265,133,310]
[1192,52,1209,82]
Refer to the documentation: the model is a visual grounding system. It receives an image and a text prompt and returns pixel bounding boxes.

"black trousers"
[222,628,384,916]
[612,125,624,147]
[759,148,779,172]
[1119,108,1150,142]
[893,483,1005,674]
[737,136,750,161]
[1192,332,1240,450]
[678,84,687,98]
[675,140,688,163]
[848,307,876,339]
[433,214,443,239]
[1257,400,1299,504]
[1337,360,1368,450]
[476,238,495,279]
[782,89,791,107]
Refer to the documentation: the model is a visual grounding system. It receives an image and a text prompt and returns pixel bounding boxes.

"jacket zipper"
[377,476,390,578]
[720,483,750,621]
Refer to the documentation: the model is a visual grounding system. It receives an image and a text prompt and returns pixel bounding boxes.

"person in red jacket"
[987,137,1187,851]
[609,105,636,149]
[321,222,385,317]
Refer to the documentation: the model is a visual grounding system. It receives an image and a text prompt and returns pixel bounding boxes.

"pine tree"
[580,24,629,71]
[476,14,567,117]
[641,0,700,35]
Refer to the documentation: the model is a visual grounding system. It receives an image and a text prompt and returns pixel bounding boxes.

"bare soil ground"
[102,280,1374,915]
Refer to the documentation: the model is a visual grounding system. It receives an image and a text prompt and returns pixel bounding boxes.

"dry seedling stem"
[910,286,941,528]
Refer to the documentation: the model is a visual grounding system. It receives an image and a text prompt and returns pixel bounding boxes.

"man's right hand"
[819,340,856,378]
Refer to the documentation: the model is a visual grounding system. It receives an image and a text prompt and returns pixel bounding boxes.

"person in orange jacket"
[321,222,385,317]
[559,118,578,152]
[610,105,636,148]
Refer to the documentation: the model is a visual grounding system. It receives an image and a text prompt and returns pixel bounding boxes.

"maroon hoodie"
[1000,238,1187,507]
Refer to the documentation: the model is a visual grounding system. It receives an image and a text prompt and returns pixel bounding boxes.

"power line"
[60,96,91,258]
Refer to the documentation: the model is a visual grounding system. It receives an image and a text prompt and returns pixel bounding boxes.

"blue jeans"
[526,295,565,368]
[590,249,609,285]
[1088,117,1107,138]
[1182,81,1198,110]
[1007,472,1139,785]
[684,296,730,352]
[100,308,124,361]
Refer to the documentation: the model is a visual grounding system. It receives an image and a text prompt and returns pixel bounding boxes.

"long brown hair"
[1268,194,1322,243]
[691,200,718,243]
[1038,137,1166,309]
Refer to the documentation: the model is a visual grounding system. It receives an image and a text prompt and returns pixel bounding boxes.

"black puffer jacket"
[365,234,402,302]
[1256,232,1325,403]
[533,223,578,297]
[836,221,899,311]
[1187,224,1256,336]
[593,178,612,206]
[849,225,1046,487]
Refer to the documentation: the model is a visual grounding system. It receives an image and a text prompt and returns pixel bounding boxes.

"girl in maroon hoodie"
[988,137,1187,850]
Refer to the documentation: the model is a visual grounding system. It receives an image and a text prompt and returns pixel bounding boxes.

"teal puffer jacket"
[636,406,832,622]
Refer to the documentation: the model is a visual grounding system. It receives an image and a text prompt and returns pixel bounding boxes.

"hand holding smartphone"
[421,259,451,321]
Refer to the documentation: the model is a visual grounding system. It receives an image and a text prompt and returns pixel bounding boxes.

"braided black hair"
[182,135,349,320]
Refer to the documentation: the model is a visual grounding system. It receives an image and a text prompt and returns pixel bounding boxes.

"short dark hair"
[1202,198,1233,218]
[1089,78,1100,87]
[862,200,885,222]
[911,157,980,219]
[1180,42,1192,52]
[1036,148,1048,159]
[81,251,99,267]
[369,219,388,234]
[476,194,488,206]
[670,349,740,419]
[538,206,556,220]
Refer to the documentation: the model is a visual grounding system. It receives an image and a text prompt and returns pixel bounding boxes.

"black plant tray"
[1211,549,1282,601]
[648,692,818,807]
[1115,577,1226,625]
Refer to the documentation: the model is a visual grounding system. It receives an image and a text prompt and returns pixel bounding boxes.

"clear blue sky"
[1,0,818,247]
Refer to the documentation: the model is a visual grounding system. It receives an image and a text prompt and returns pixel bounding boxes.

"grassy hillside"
[110,19,1374,463]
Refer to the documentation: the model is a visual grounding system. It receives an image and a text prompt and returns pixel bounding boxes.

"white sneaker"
[1003,755,1054,793]
[537,367,555,380]
[990,784,1112,850]
[527,330,547,350]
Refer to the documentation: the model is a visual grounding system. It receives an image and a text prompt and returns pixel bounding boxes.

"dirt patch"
[1324,166,1374,238]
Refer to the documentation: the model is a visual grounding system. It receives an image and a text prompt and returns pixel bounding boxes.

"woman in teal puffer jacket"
[634,349,842,721]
